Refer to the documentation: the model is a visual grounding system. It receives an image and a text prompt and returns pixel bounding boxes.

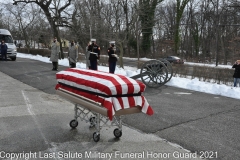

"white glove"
[113,54,119,58]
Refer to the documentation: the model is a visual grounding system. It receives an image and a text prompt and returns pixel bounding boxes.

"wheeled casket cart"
[55,68,154,142]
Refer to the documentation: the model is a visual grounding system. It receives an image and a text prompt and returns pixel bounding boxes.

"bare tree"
[138,0,164,56]
[174,0,191,55]
[1,0,238,64]
[5,3,40,52]
[13,0,73,58]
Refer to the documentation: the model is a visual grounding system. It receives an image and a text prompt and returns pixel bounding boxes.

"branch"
[58,0,71,14]
[13,0,52,7]
[56,24,72,28]
[13,0,39,5]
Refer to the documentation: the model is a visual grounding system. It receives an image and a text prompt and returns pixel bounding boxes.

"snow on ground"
[17,53,240,100]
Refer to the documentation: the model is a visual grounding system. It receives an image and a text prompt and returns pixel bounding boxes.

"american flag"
[56,68,153,120]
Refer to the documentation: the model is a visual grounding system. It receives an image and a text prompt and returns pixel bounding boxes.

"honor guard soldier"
[0,40,8,61]
[68,40,78,68]
[85,41,91,69]
[87,38,100,70]
[50,37,60,71]
[108,41,118,73]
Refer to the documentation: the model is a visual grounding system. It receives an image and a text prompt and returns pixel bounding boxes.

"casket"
[55,68,153,120]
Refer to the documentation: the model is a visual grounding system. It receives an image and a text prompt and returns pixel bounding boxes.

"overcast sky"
[0,0,13,4]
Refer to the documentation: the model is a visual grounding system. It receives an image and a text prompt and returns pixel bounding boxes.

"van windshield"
[0,34,13,43]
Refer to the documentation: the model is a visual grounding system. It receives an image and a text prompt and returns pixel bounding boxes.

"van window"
[0,34,13,43]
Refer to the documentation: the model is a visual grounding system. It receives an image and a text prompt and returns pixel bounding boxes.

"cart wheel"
[140,60,168,88]
[113,128,122,138]
[93,132,100,142]
[158,58,173,83]
[89,117,96,127]
[69,120,78,129]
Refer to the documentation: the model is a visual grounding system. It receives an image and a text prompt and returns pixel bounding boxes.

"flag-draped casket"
[55,68,154,120]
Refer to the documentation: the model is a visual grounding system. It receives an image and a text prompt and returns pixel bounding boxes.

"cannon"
[130,59,173,88]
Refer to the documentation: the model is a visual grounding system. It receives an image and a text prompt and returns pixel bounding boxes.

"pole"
[152,35,155,58]
[89,25,92,40]
[215,0,219,67]
[136,19,140,68]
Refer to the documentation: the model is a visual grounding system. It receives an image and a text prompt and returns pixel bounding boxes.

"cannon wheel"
[158,58,173,82]
[140,60,168,88]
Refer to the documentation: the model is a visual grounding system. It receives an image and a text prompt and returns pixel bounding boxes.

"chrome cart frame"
[56,88,142,142]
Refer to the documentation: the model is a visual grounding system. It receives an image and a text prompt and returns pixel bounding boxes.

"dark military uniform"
[0,42,8,61]
[108,45,117,73]
[232,62,240,87]
[88,42,100,70]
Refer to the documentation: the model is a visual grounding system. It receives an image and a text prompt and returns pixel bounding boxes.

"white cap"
[91,38,96,42]
[109,41,115,44]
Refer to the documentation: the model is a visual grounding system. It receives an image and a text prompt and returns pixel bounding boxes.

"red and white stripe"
[56,68,153,120]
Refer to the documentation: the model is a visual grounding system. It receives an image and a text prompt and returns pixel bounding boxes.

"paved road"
[1,58,240,160]
[1,68,200,160]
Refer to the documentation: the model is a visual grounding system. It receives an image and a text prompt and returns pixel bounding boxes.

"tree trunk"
[118,42,124,68]
[174,0,191,55]
[41,7,64,59]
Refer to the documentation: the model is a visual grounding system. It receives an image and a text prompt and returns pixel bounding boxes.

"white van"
[0,29,17,61]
